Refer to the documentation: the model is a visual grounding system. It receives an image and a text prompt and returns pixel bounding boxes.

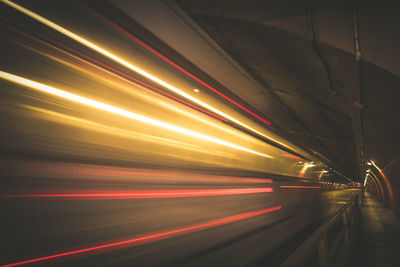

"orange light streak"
[370,161,394,206]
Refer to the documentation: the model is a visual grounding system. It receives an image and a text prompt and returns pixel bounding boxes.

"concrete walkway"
[353,192,400,267]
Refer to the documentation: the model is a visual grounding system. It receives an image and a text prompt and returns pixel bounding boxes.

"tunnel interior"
[0,0,399,266]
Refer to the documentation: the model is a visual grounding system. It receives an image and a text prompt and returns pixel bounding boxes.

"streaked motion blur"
[0,1,354,266]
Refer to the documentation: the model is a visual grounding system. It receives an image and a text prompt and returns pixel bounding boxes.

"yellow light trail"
[318,169,325,180]
[298,162,314,177]
[1,0,295,152]
[0,71,273,159]
[20,39,258,144]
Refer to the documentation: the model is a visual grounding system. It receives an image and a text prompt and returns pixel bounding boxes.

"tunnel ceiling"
[175,0,400,180]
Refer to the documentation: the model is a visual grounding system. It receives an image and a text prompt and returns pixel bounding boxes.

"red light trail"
[280,154,304,160]
[1,188,273,200]
[4,18,227,122]
[1,206,282,267]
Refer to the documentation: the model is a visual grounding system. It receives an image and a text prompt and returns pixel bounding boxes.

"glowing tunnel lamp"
[0,0,295,152]
[0,71,273,159]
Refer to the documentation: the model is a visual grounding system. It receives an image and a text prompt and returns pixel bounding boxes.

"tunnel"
[1,0,399,266]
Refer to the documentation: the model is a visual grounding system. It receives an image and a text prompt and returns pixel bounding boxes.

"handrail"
[280,191,362,267]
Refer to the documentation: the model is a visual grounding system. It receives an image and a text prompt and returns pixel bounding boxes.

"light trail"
[15,33,261,142]
[21,104,224,155]
[3,19,226,122]
[81,1,272,126]
[370,161,393,205]
[298,162,315,178]
[9,28,255,141]
[318,169,325,180]
[1,188,273,199]
[1,0,297,153]
[0,71,273,158]
[368,171,385,200]
[366,173,382,199]
[1,206,282,267]
[280,153,304,160]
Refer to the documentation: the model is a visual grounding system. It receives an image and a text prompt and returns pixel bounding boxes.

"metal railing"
[281,191,362,267]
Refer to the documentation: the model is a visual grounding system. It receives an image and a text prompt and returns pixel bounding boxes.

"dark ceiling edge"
[170,4,400,81]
